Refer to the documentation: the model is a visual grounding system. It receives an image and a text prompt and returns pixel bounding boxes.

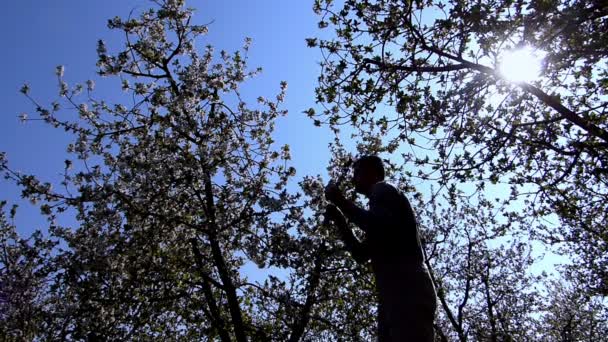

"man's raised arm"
[331,183,395,234]
[325,204,370,264]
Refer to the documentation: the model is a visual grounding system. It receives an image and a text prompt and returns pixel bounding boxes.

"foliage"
[539,280,608,341]
[418,191,543,340]
[310,0,608,340]
[1,0,371,340]
[0,201,56,340]
[1,0,607,341]
[311,0,608,297]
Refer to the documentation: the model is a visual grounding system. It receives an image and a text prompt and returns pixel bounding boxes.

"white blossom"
[55,65,65,77]
[86,80,95,91]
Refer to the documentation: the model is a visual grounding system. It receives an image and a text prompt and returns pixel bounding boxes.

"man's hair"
[354,155,385,180]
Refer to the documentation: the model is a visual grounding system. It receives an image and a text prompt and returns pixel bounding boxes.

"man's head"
[353,155,385,195]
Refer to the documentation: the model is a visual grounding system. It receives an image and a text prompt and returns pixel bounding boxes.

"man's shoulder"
[370,181,402,198]
[371,182,416,222]
[371,182,413,205]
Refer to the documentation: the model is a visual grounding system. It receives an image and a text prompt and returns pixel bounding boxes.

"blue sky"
[1,0,334,235]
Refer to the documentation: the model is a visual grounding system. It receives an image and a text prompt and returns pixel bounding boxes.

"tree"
[418,191,545,341]
[2,0,606,340]
[311,0,607,296]
[539,280,608,341]
[0,1,374,340]
[0,201,57,340]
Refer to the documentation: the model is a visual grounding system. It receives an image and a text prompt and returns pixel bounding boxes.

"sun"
[498,46,545,83]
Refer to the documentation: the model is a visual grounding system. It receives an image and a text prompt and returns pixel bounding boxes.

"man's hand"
[324,181,344,204]
[324,204,346,226]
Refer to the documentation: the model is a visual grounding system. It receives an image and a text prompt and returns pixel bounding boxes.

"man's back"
[354,182,437,342]
[364,182,423,263]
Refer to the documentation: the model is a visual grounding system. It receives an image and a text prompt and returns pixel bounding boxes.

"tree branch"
[482,257,498,342]
[189,238,232,342]
[423,247,467,341]
[200,99,248,342]
[364,58,469,73]
[368,44,608,144]
[288,245,325,342]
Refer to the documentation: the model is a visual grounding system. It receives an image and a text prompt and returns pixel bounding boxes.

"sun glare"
[499,46,545,83]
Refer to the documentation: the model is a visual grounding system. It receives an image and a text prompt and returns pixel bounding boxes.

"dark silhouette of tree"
[310,0,608,297]
[0,0,356,340]
[539,280,608,341]
[0,201,56,340]
[418,191,544,341]
[2,0,607,340]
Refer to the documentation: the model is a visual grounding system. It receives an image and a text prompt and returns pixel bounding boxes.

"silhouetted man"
[324,155,436,342]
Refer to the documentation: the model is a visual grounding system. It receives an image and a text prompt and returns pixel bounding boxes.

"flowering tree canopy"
[310,0,607,298]
[1,0,607,341]
[309,0,607,340]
